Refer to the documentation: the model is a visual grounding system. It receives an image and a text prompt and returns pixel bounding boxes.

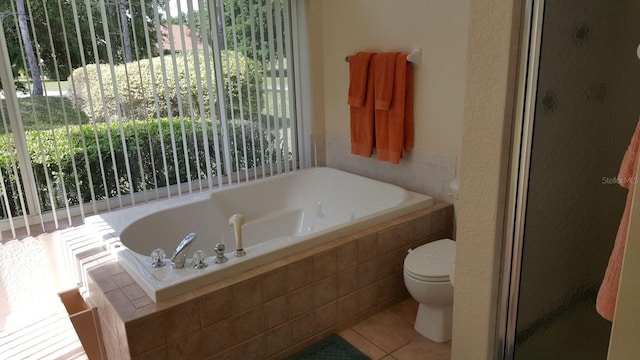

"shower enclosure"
[501,0,640,359]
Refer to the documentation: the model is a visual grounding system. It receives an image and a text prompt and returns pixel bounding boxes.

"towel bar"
[346,48,422,66]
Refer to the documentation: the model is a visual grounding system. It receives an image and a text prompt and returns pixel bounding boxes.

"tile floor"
[340,298,451,360]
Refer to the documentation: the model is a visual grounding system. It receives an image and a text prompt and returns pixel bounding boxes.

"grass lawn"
[0,95,89,134]
[43,80,68,93]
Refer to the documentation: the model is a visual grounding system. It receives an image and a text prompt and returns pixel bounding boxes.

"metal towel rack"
[345,48,422,66]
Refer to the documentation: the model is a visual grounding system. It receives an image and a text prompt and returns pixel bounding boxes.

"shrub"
[0,117,279,217]
[69,51,262,122]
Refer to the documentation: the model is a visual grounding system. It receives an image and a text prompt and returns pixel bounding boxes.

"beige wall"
[452,0,522,359]
[308,0,522,358]
[309,0,470,200]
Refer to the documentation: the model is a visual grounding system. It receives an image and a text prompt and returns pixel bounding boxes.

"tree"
[186,0,286,63]
[0,0,161,84]
[15,0,42,96]
[118,0,133,63]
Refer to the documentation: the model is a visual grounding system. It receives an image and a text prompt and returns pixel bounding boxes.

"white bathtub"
[87,167,434,302]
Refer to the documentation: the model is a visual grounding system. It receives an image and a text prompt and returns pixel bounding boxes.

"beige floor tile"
[339,329,387,360]
[392,333,451,360]
[352,310,416,353]
[381,356,398,360]
[388,298,419,324]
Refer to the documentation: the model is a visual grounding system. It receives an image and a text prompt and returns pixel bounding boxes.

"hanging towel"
[374,52,398,111]
[349,52,376,157]
[375,53,414,164]
[596,119,640,321]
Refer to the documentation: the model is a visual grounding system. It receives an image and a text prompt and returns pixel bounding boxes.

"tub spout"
[170,232,197,269]
[228,214,246,257]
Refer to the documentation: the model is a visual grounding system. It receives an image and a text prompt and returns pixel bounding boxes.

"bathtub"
[87,167,434,302]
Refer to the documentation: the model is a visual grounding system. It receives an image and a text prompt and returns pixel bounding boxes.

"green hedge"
[69,50,262,122]
[0,118,278,217]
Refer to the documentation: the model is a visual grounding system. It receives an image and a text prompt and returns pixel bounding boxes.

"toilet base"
[414,303,452,342]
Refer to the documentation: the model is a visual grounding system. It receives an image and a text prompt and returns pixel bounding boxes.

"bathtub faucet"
[170,232,197,269]
[228,214,246,257]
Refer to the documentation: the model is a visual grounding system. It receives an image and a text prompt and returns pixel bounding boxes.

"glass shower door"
[508,0,640,359]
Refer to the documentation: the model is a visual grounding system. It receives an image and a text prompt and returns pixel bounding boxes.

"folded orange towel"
[596,119,640,321]
[349,52,376,157]
[375,53,414,164]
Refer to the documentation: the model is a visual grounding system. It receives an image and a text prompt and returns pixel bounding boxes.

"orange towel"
[349,52,376,157]
[596,119,640,321]
[374,52,398,111]
[375,53,414,164]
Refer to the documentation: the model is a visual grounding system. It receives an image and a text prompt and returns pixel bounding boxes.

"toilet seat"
[404,239,455,283]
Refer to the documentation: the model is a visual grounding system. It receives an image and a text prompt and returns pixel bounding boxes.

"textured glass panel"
[514,0,640,359]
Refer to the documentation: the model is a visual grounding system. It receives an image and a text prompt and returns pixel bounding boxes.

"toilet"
[403,238,455,342]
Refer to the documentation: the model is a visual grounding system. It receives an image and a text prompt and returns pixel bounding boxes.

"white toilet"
[403,238,455,342]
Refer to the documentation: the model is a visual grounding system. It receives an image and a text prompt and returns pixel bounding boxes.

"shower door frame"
[496,0,546,359]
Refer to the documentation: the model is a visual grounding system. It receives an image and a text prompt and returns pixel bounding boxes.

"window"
[0,0,307,238]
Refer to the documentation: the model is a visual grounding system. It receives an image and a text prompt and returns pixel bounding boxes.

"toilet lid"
[404,239,455,282]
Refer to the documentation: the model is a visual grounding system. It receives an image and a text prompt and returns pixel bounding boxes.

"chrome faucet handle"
[214,243,228,264]
[150,248,166,268]
[171,232,197,269]
[171,252,187,269]
[193,250,208,269]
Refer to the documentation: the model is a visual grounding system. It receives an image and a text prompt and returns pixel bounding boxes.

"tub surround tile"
[199,287,233,327]
[230,334,266,360]
[288,283,316,318]
[313,249,337,280]
[337,266,358,297]
[263,295,289,330]
[338,292,360,322]
[231,277,263,314]
[167,330,202,360]
[290,312,316,344]
[377,274,406,303]
[202,319,233,357]
[104,289,136,325]
[336,241,358,271]
[84,202,454,359]
[357,284,378,312]
[112,270,136,288]
[131,346,168,360]
[261,267,289,302]
[358,259,379,288]
[264,323,292,357]
[357,233,378,262]
[233,307,264,343]
[122,283,148,302]
[163,299,201,342]
[287,258,314,292]
[193,268,260,297]
[315,301,338,332]
[376,251,399,281]
[314,275,338,307]
[126,313,166,356]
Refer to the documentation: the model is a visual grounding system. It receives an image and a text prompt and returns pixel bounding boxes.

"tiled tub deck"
[87,202,453,359]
